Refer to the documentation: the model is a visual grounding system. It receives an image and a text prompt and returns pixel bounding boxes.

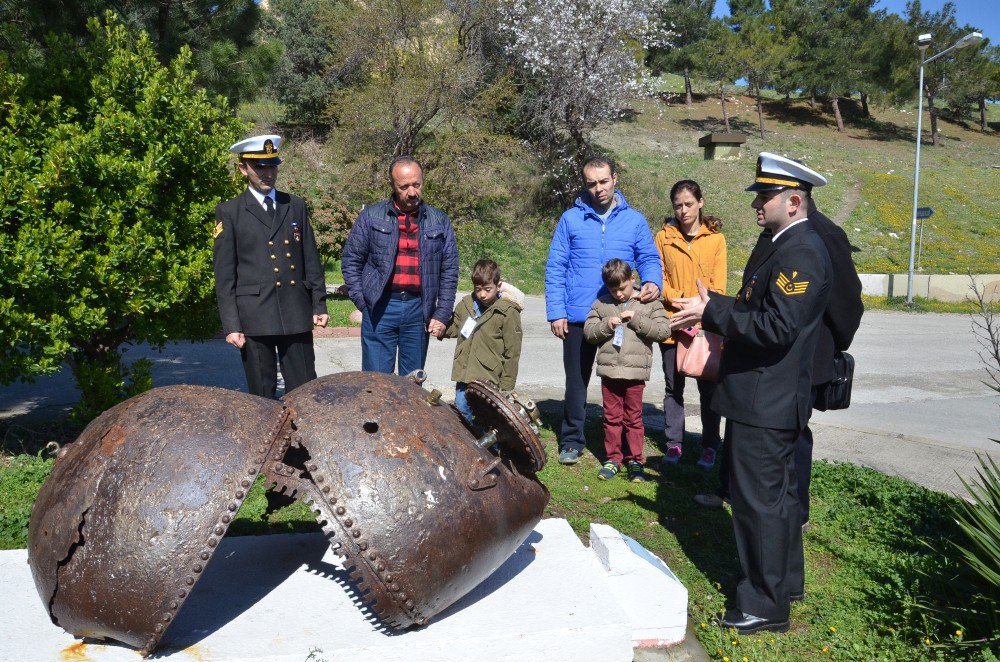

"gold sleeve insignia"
[213,221,223,239]
[776,271,809,295]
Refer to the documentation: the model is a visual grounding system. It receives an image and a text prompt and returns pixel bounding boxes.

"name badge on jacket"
[292,222,302,242]
[460,317,477,338]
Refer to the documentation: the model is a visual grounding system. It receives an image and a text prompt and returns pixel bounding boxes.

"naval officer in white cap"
[213,135,329,399]
[669,152,834,634]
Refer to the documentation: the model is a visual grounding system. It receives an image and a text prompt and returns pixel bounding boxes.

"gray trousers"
[659,343,721,450]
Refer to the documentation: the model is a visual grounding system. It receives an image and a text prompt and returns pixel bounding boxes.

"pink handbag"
[675,327,724,383]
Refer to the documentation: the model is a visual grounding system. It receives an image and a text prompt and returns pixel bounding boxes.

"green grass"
[863,294,981,314]
[3,412,996,658]
[532,415,997,660]
[0,454,50,548]
[592,92,1000,285]
[325,296,359,327]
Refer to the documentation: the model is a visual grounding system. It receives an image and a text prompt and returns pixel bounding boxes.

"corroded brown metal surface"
[270,372,550,629]
[27,386,288,655]
[28,372,549,655]
[464,380,546,474]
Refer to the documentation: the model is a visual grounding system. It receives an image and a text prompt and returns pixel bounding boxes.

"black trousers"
[793,387,820,525]
[716,388,816,528]
[240,331,316,399]
[560,322,598,452]
[728,419,804,621]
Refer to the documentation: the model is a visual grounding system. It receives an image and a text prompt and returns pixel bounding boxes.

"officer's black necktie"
[264,196,275,221]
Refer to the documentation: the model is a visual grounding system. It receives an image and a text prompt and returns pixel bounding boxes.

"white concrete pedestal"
[1,518,688,661]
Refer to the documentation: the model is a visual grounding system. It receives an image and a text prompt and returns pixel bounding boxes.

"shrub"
[0,13,247,421]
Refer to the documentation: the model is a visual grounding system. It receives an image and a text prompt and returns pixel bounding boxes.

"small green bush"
[0,13,248,422]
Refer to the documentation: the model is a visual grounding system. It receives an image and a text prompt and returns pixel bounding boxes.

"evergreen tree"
[649,0,716,106]
[728,0,765,16]
[695,18,743,131]
[804,0,881,132]
[902,1,962,146]
[0,14,247,421]
[0,0,280,104]
[729,10,796,139]
[942,43,997,132]
[266,0,346,126]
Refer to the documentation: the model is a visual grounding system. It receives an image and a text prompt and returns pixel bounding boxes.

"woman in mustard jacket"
[655,180,727,470]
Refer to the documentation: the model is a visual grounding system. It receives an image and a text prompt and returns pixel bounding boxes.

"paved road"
[2,295,997,496]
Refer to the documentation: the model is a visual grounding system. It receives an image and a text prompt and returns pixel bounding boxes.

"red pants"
[601,378,646,465]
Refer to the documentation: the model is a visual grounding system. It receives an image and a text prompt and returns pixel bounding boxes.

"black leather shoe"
[790,590,805,602]
[720,608,790,635]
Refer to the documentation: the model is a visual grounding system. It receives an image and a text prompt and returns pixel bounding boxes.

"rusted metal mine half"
[269,372,550,630]
[27,386,289,656]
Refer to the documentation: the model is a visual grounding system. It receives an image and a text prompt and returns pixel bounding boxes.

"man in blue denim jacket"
[545,156,663,464]
[342,157,459,375]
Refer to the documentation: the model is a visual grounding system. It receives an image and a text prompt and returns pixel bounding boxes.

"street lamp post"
[906,30,984,304]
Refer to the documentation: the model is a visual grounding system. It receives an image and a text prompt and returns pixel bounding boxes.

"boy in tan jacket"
[584,259,671,482]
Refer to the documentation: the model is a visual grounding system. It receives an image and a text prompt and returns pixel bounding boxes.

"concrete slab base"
[1,518,653,662]
[589,523,688,648]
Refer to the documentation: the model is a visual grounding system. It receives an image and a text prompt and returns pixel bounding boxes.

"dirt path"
[832,177,862,226]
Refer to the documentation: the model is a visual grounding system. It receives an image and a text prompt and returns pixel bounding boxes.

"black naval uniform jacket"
[807,208,864,385]
[213,189,327,337]
[703,222,833,431]
[743,209,864,388]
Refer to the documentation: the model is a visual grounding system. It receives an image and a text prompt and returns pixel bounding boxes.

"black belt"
[389,290,420,301]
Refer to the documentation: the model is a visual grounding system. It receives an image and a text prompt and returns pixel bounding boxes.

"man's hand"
[669,279,710,330]
[671,295,702,310]
[638,281,660,303]
[428,318,446,339]
[226,332,246,349]
[313,314,330,328]
[550,318,569,339]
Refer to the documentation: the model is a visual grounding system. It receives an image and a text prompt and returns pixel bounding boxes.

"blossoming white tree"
[498,0,672,174]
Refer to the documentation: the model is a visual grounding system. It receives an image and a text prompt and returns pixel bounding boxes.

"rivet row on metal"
[140,407,292,656]
[297,449,426,628]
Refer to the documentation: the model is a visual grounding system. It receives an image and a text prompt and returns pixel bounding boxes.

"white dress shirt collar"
[771,217,809,242]
[247,186,276,209]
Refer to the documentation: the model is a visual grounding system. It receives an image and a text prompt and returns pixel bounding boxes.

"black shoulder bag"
[814,351,854,411]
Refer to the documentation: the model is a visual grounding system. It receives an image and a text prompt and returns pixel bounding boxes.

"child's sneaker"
[696,447,717,470]
[660,444,682,468]
[597,462,620,480]
[626,461,646,483]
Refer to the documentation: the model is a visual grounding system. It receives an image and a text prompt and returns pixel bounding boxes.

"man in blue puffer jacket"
[546,156,663,464]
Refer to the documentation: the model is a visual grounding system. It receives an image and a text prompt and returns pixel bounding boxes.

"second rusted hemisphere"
[27,385,290,656]
[269,371,550,629]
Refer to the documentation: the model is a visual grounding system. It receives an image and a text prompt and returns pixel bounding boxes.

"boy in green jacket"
[584,259,671,482]
[444,259,524,426]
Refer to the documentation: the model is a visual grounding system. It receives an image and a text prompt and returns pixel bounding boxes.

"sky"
[712,0,997,45]
[875,0,997,44]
